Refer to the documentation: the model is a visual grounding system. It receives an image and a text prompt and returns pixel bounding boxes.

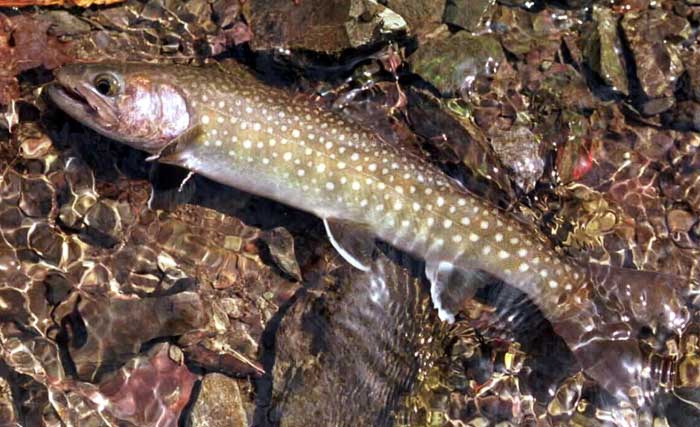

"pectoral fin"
[148,124,205,163]
[323,218,375,272]
[426,260,490,323]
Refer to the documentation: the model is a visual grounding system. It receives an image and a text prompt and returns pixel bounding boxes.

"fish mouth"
[47,81,122,142]
[47,83,97,122]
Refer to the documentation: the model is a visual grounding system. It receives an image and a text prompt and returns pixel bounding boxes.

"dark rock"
[621,8,690,100]
[269,254,445,426]
[662,100,700,131]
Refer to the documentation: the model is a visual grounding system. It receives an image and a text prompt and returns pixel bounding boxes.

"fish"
[48,61,689,405]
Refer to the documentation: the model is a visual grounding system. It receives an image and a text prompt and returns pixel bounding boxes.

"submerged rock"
[94,344,197,427]
[583,5,629,95]
[385,0,446,33]
[269,254,446,426]
[408,30,504,96]
[442,0,493,32]
[621,8,690,104]
[188,373,250,427]
[243,0,407,53]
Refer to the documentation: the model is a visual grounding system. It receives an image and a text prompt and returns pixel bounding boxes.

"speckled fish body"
[49,62,688,404]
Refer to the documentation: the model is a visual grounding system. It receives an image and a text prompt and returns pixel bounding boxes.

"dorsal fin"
[323,218,375,272]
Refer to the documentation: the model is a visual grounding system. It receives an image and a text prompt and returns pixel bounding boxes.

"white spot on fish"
[460,217,470,225]
[548,280,558,289]
[480,221,489,230]
[519,263,529,272]
[297,169,305,176]
[283,152,292,161]
[495,233,503,242]
[443,219,452,228]
[469,233,479,242]
[498,250,510,259]
[452,235,462,243]
[352,181,361,190]
[243,140,252,149]
[201,115,210,124]
[482,245,491,255]
[518,248,527,257]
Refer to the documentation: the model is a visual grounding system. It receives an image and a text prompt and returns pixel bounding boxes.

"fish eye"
[93,73,119,97]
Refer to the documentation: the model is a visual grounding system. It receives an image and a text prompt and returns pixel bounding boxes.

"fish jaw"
[47,82,127,142]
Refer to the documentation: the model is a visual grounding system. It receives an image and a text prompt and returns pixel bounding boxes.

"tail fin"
[585,263,689,335]
[553,264,690,406]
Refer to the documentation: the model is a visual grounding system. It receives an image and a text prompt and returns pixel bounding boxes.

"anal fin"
[426,260,490,323]
[323,218,375,272]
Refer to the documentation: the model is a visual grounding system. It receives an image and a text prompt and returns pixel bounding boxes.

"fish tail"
[551,264,690,405]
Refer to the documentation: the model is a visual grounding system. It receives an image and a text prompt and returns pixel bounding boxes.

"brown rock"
[188,373,249,427]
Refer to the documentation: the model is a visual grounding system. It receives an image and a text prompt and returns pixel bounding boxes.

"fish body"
[49,62,688,404]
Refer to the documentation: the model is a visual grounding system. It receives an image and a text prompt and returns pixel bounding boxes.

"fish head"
[48,62,191,154]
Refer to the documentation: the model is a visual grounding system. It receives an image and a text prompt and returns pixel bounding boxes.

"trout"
[48,62,688,405]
